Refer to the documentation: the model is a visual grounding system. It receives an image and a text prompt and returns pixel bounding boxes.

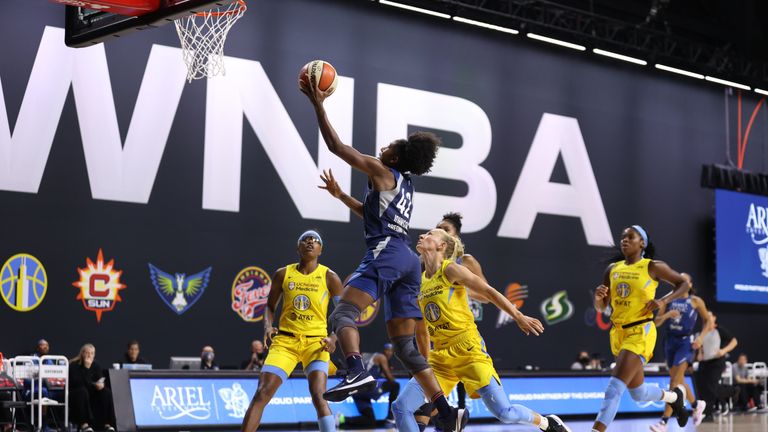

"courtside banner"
[716,189,768,305]
[127,374,683,428]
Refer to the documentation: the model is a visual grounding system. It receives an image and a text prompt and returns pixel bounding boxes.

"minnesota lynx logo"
[540,290,574,325]
[745,203,768,277]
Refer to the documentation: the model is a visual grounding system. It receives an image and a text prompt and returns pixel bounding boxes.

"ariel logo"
[540,290,574,325]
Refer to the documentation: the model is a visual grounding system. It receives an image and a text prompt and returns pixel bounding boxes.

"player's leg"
[477,379,570,431]
[242,336,299,432]
[307,365,335,432]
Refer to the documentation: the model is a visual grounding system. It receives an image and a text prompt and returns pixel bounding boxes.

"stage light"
[654,64,704,79]
[453,16,519,34]
[755,88,768,96]
[526,33,586,51]
[705,76,751,90]
[378,0,450,19]
[593,49,647,65]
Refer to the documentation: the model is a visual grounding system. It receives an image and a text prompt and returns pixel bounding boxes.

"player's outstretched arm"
[460,254,490,304]
[321,270,344,353]
[643,261,691,314]
[445,262,544,336]
[302,81,390,179]
[318,168,363,218]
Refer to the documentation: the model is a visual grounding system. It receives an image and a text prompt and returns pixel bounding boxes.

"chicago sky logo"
[0,254,47,312]
[496,282,529,328]
[746,203,768,277]
[231,266,271,322]
[73,249,126,322]
[149,264,211,314]
[540,290,574,325]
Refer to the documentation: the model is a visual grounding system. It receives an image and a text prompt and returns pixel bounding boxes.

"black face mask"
[579,357,590,365]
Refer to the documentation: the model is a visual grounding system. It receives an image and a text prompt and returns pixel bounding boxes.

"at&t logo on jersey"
[72,249,126,322]
[231,266,271,322]
[0,253,47,312]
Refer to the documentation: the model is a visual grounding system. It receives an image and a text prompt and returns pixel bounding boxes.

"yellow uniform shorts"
[610,321,657,363]
[429,332,500,399]
[263,334,329,379]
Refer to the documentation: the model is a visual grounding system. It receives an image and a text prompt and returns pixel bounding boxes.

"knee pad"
[392,335,429,374]
[628,383,663,401]
[596,377,627,426]
[329,300,361,333]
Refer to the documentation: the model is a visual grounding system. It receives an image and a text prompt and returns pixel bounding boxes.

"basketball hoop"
[174,0,246,81]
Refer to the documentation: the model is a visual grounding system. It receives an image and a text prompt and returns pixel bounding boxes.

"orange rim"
[195,0,246,17]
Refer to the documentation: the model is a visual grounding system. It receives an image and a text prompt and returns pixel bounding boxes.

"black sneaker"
[435,407,469,432]
[323,369,377,402]
[545,415,572,432]
[669,384,690,427]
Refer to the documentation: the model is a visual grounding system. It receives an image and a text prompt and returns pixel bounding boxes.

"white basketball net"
[174,0,246,81]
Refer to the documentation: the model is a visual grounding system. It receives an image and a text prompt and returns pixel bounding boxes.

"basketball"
[299,60,339,96]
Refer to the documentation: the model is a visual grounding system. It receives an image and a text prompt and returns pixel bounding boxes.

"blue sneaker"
[323,369,377,402]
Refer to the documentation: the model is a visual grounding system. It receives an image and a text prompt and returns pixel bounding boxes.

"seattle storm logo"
[746,203,768,277]
[424,302,441,322]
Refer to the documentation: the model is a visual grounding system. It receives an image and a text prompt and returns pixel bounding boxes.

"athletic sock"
[691,400,698,409]
[661,390,678,403]
[660,416,669,424]
[536,416,549,431]
[346,353,364,372]
[432,392,452,418]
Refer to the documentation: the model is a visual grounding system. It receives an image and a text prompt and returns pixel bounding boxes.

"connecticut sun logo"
[73,249,126,322]
[355,300,380,327]
[232,267,271,322]
[0,254,47,312]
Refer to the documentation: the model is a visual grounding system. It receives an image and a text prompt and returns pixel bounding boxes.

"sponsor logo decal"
[540,290,574,325]
[231,266,271,322]
[0,254,47,312]
[73,249,126,322]
[356,300,380,327]
[496,282,529,328]
[149,264,211,314]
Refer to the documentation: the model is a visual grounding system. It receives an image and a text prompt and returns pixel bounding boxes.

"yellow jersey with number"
[419,260,478,349]
[609,258,658,326]
[278,263,329,337]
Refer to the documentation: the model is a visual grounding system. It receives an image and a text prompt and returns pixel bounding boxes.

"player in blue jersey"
[302,77,468,432]
[650,273,711,431]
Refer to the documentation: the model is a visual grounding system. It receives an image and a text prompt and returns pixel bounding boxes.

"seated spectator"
[339,344,400,428]
[589,353,604,370]
[570,351,591,370]
[123,340,147,365]
[200,346,219,370]
[69,344,115,432]
[733,353,765,412]
[240,340,267,371]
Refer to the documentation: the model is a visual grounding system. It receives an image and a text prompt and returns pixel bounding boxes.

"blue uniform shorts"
[665,334,694,368]
[348,237,422,322]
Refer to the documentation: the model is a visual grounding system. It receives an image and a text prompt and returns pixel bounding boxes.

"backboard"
[63,0,224,47]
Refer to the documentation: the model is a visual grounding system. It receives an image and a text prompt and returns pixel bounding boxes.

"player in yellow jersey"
[591,225,692,432]
[241,230,343,432]
[392,228,572,432]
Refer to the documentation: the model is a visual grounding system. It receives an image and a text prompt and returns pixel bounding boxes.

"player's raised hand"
[515,314,545,336]
[318,169,342,198]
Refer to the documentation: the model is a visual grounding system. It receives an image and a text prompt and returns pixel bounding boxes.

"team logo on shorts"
[424,302,441,322]
[0,254,47,312]
[149,263,212,315]
[293,295,310,311]
[356,300,380,327]
[540,290,574,325]
[496,282,529,328]
[231,267,271,322]
[72,249,126,322]
[616,282,631,298]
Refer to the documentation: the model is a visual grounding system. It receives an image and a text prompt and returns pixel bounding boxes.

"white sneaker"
[693,400,706,426]
[648,420,667,432]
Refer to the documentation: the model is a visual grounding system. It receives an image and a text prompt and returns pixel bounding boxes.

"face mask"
[579,357,590,365]
[202,352,214,362]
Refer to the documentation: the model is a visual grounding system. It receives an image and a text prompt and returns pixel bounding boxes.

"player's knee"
[392,394,413,416]
[392,335,429,374]
[329,300,361,333]
[604,377,627,401]
[628,384,661,401]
